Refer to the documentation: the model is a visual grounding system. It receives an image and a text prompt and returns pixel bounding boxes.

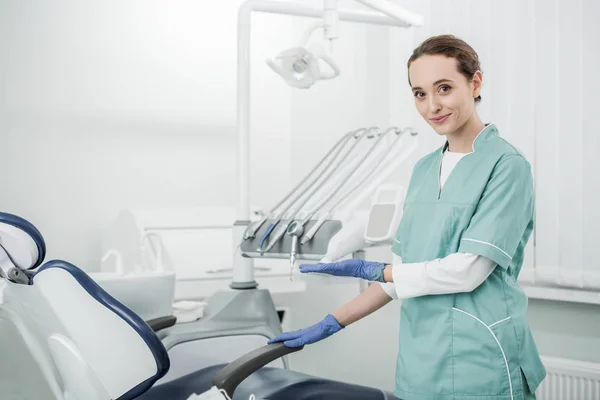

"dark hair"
[407,34,482,103]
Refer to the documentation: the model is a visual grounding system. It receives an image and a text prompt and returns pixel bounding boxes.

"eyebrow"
[411,79,455,91]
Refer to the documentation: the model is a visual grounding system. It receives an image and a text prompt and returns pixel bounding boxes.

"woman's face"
[408,55,482,136]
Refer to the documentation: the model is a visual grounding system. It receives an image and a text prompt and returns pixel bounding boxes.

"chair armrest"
[212,342,304,397]
[145,315,177,332]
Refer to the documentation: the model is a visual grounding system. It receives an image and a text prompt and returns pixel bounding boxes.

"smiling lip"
[430,114,451,124]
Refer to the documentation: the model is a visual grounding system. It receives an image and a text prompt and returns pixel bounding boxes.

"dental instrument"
[285,221,304,280]
[244,128,364,240]
[298,126,402,245]
[275,127,381,218]
[253,127,364,252]
[254,131,356,253]
[296,128,388,216]
[335,128,418,220]
[259,129,373,254]
[259,127,376,254]
[238,126,419,262]
[318,130,418,262]
[245,127,363,244]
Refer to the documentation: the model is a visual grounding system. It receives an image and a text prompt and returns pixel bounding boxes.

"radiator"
[536,356,600,399]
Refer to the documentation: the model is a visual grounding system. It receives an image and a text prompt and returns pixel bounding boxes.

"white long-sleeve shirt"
[379,149,496,300]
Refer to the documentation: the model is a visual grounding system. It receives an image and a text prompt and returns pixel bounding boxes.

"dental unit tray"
[239,126,418,263]
[240,219,342,260]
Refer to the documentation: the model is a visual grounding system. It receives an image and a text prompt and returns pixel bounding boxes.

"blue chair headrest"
[0,212,46,269]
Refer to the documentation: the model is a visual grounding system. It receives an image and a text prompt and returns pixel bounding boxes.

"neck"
[445,115,486,153]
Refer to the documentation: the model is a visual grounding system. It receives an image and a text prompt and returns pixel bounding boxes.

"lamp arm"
[352,0,424,26]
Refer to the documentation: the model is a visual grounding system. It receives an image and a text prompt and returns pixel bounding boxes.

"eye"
[438,85,452,93]
[413,91,425,99]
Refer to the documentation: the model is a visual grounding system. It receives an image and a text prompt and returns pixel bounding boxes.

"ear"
[472,70,483,98]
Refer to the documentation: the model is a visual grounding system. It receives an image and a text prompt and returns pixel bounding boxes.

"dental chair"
[0,212,398,399]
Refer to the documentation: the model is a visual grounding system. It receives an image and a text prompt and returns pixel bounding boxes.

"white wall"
[0,0,294,269]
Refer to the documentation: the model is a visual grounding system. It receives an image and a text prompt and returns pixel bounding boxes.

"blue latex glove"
[267,314,343,348]
[299,259,386,282]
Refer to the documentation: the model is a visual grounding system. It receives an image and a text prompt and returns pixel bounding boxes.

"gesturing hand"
[299,259,386,282]
[267,314,343,348]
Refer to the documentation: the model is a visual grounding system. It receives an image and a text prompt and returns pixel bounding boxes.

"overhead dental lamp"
[265,0,423,89]
[266,22,341,89]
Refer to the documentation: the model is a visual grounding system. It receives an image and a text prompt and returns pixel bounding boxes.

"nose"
[428,95,442,114]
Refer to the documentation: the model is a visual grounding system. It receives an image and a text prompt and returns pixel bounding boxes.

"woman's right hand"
[267,314,343,348]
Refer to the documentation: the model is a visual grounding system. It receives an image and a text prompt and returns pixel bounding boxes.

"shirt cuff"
[378,282,398,300]
[391,261,429,299]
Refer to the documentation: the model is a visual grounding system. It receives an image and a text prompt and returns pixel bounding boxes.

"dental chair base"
[155,289,286,384]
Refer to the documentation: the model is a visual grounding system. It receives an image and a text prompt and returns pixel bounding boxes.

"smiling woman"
[407,35,485,153]
[269,34,545,400]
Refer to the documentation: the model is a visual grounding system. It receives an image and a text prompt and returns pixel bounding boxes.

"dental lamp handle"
[317,51,341,80]
[266,58,289,80]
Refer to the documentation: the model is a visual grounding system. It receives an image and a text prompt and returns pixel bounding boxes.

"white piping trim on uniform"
[489,316,511,328]
[461,238,512,260]
[470,124,490,152]
[393,237,401,245]
[437,155,443,201]
[452,307,514,400]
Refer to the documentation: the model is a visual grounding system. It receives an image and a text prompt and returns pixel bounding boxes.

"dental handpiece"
[243,128,366,241]
[300,213,329,245]
[298,127,392,228]
[255,131,363,253]
[270,127,382,248]
[300,127,406,245]
[261,128,375,253]
[325,127,406,213]
[287,221,304,281]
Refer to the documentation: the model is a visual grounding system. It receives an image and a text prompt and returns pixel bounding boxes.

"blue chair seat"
[139,364,397,400]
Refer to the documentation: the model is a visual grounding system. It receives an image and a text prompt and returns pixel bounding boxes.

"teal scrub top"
[391,124,546,400]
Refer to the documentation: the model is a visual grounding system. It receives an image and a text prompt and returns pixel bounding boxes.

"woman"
[268,35,546,400]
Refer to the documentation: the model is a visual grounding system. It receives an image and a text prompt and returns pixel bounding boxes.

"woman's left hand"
[299,259,386,282]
